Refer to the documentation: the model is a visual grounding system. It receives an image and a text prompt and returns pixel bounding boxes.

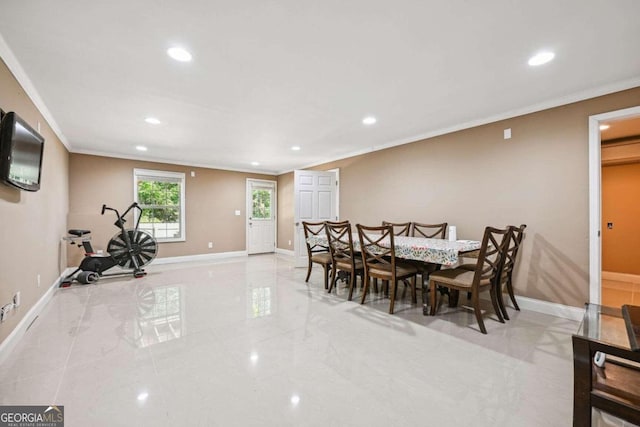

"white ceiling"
[1,1,639,175]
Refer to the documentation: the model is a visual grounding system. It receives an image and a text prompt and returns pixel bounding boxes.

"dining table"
[306,233,481,314]
[306,233,480,266]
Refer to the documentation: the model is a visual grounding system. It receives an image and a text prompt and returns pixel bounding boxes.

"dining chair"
[411,222,448,313]
[381,221,411,236]
[325,221,364,301]
[411,222,448,239]
[302,221,332,289]
[495,224,527,319]
[428,226,511,334]
[357,224,418,314]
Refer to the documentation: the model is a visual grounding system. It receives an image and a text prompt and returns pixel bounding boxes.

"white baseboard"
[0,267,74,364]
[602,271,640,284]
[480,293,584,322]
[151,250,248,265]
[275,248,295,257]
[515,295,584,322]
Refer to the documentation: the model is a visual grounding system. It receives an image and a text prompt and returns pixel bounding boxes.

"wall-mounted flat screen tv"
[0,111,45,192]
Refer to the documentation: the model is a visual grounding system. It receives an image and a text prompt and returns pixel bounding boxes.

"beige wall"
[0,59,69,344]
[278,87,640,308]
[68,154,274,264]
[276,173,294,252]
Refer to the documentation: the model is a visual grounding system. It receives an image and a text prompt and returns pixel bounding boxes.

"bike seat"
[68,229,91,237]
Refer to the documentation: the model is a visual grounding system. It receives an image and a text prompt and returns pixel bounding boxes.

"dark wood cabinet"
[572,304,640,426]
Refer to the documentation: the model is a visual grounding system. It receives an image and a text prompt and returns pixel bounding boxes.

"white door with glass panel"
[294,170,337,267]
[247,179,276,254]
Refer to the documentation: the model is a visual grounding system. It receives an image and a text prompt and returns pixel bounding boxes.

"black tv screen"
[0,112,45,192]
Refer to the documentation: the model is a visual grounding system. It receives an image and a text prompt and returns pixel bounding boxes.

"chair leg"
[347,270,356,301]
[411,276,417,304]
[324,265,330,290]
[373,278,379,293]
[328,266,337,293]
[389,280,397,314]
[429,280,438,315]
[496,280,509,321]
[360,275,370,304]
[471,291,487,334]
[489,285,505,323]
[305,259,313,282]
[506,276,520,311]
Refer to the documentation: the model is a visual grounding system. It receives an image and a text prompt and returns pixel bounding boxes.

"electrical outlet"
[288,240,291,246]
[37,274,41,287]
[13,292,20,308]
[0,303,13,322]
[208,242,213,249]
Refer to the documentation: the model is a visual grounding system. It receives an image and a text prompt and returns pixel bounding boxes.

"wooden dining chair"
[411,222,448,312]
[428,226,511,334]
[302,221,332,289]
[495,224,527,319]
[326,221,364,301]
[381,221,411,236]
[410,222,448,275]
[357,224,418,314]
[411,222,448,239]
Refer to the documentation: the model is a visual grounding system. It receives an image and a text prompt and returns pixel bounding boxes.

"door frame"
[246,178,278,255]
[588,105,640,304]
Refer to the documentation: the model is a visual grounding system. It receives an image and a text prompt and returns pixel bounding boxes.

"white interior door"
[294,170,337,267]
[247,179,277,255]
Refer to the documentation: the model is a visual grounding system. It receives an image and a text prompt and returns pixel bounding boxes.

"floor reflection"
[131,285,184,348]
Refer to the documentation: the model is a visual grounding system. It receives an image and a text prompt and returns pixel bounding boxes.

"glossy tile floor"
[0,254,631,426]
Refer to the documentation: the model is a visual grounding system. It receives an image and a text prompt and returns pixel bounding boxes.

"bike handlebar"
[101,202,141,220]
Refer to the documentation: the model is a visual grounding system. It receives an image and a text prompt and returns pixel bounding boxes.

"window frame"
[133,168,186,243]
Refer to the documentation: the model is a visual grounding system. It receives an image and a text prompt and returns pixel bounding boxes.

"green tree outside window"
[252,189,272,219]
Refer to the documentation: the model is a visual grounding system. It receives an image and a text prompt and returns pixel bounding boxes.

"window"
[251,188,273,219]
[134,169,186,242]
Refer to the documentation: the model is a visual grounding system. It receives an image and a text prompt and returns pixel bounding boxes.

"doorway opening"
[589,106,640,305]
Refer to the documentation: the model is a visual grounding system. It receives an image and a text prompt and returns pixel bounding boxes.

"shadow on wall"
[525,233,589,307]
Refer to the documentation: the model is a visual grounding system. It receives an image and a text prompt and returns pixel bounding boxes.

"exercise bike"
[60,202,158,286]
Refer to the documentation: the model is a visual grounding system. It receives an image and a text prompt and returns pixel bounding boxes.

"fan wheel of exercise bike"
[107,229,158,269]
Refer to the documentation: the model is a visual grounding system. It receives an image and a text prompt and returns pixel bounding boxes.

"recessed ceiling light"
[136,145,148,151]
[144,117,161,125]
[291,146,301,151]
[599,124,610,131]
[362,116,377,125]
[528,51,555,66]
[167,47,193,62]
[251,161,260,166]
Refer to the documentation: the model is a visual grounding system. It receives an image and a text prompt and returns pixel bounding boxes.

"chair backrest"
[326,220,350,227]
[499,224,527,282]
[472,226,512,289]
[381,221,411,236]
[357,224,397,273]
[302,221,329,257]
[326,221,356,267]
[412,222,447,239]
